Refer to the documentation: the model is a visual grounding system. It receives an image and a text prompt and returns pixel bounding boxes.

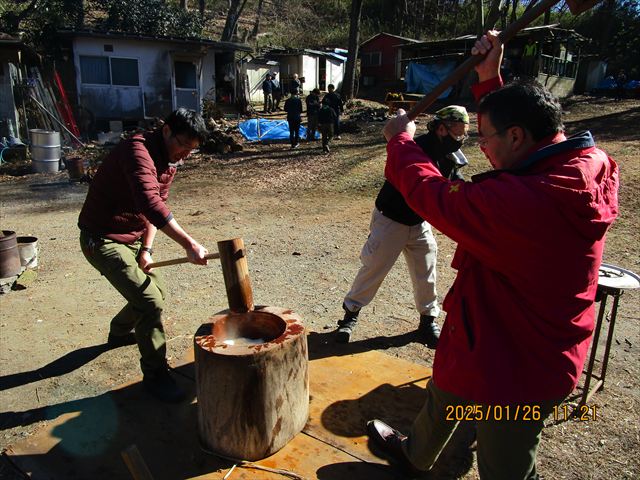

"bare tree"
[342,0,364,100]
[249,0,265,42]
[221,0,249,42]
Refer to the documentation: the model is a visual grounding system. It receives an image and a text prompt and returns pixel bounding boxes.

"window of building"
[174,61,197,89]
[80,56,110,84]
[362,52,382,67]
[111,58,139,86]
[80,56,139,86]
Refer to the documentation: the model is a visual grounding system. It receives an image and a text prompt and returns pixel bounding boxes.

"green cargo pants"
[405,381,563,480]
[80,231,167,375]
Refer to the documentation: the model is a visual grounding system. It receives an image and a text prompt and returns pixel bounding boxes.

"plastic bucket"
[30,129,61,173]
[0,230,22,278]
[17,236,38,268]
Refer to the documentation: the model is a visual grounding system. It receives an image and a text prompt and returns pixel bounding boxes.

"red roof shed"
[359,32,420,84]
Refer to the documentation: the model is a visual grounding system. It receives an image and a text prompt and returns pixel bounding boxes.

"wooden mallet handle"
[147,252,220,268]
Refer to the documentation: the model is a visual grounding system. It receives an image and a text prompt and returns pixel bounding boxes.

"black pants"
[289,119,301,146]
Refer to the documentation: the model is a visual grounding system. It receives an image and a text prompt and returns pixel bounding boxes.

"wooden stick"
[147,252,220,269]
[406,0,600,120]
[121,445,155,480]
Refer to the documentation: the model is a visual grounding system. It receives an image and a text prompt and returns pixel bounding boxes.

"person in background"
[305,88,321,141]
[262,73,274,113]
[520,37,538,76]
[317,103,337,153]
[271,72,283,110]
[284,89,303,149]
[615,69,627,101]
[322,84,344,139]
[337,106,470,346]
[367,30,619,479]
[290,73,302,95]
[78,108,211,403]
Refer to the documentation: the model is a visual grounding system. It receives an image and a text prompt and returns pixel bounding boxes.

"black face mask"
[441,135,463,153]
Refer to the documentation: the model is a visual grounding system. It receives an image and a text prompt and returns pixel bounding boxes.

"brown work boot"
[367,419,425,477]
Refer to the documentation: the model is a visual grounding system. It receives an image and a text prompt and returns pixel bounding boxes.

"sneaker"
[336,304,359,343]
[107,331,137,348]
[143,368,186,403]
[323,146,330,153]
[418,315,440,349]
[335,135,342,140]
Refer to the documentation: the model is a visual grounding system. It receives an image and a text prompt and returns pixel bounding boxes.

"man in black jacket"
[262,73,274,113]
[305,88,321,141]
[322,84,344,139]
[284,90,303,148]
[337,106,470,346]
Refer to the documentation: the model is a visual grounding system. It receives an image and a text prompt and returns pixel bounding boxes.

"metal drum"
[30,129,61,173]
[0,231,22,278]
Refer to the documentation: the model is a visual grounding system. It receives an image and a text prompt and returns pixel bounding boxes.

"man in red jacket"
[79,108,210,403]
[367,31,619,479]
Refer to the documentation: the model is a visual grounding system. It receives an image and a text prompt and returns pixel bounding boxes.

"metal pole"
[28,94,85,147]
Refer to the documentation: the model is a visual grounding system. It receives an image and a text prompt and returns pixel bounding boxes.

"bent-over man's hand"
[186,242,209,266]
[383,108,416,142]
[139,250,153,273]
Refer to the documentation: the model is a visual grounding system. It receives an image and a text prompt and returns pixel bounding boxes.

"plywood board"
[4,338,431,479]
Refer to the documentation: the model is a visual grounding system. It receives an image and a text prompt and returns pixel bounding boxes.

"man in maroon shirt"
[79,108,209,403]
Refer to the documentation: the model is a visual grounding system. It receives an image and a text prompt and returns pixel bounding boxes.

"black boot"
[336,304,359,343]
[418,315,440,349]
[143,368,186,403]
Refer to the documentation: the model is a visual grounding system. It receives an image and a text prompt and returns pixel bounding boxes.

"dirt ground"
[0,96,638,479]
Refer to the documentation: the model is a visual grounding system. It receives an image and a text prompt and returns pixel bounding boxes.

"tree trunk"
[511,0,519,23]
[598,0,616,57]
[342,0,363,100]
[180,0,188,9]
[249,0,265,42]
[199,0,205,15]
[221,0,249,42]
[476,0,485,34]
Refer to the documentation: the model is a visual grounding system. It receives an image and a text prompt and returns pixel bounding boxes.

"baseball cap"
[434,105,469,124]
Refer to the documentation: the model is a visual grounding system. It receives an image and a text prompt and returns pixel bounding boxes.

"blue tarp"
[405,61,456,98]
[238,118,319,142]
[595,77,640,90]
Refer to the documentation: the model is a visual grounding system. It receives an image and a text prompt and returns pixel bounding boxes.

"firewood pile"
[345,99,389,123]
[200,117,244,154]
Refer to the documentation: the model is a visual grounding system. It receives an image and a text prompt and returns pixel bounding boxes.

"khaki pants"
[344,208,440,317]
[80,231,167,375]
[405,381,562,479]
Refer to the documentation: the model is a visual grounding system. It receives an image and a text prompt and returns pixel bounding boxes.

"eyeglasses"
[445,125,469,142]
[172,134,198,151]
[478,125,514,147]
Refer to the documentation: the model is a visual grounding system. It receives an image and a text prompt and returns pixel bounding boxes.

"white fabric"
[344,208,440,317]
